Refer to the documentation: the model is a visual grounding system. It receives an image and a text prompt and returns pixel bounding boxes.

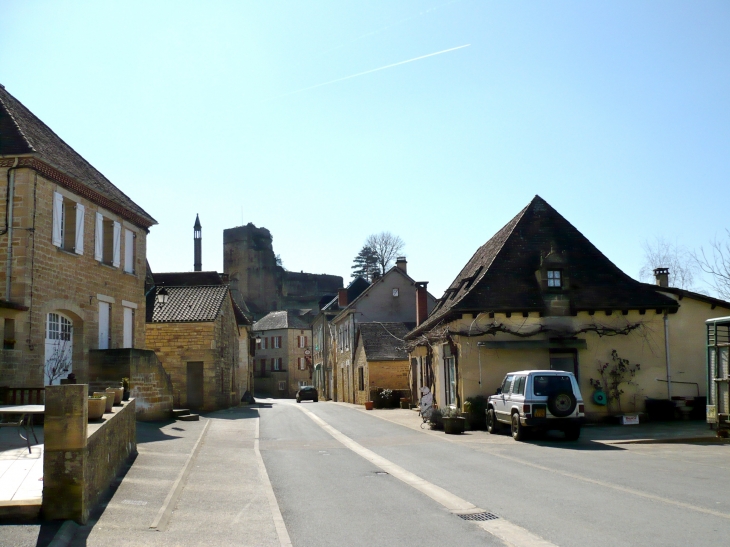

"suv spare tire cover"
[547,391,577,417]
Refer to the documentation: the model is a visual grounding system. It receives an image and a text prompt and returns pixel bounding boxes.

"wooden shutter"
[52,192,63,247]
[124,229,134,273]
[112,221,121,267]
[95,213,103,260]
[265,337,268,349]
[74,203,85,254]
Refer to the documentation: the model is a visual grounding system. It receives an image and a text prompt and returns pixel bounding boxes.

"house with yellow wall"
[405,196,730,420]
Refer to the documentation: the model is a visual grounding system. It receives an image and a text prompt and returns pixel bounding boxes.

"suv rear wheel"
[486,409,500,434]
[511,413,526,441]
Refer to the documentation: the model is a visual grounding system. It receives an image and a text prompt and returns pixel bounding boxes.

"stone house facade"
[405,196,730,420]
[252,310,313,398]
[352,322,412,405]
[145,271,248,411]
[331,259,436,403]
[0,85,155,388]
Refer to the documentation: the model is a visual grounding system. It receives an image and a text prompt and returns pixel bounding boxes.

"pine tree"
[351,245,379,281]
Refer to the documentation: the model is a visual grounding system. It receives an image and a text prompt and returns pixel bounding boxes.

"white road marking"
[296,404,557,547]
[255,416,293,547]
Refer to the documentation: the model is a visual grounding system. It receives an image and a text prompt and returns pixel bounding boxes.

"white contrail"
[277,44,471,98]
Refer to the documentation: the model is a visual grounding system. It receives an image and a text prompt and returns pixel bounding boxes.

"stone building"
[0,84,155,388]
[331,258,437,403]
[352,322,412,405]
[145,271,250,411]
[223,223,342,317]
[252,310,313,397]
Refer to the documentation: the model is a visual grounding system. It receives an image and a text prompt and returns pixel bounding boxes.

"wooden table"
[0,405,44,454]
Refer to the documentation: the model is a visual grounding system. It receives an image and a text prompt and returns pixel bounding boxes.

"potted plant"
[364,401,374,410]
[94,391,114,412]
[106,387,123,406]
[441,407,466,434]
[399,396,411,409]
[122,377,130,401]
[88,396,107,421]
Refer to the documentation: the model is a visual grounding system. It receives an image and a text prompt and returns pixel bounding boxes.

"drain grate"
[457,512,499,521]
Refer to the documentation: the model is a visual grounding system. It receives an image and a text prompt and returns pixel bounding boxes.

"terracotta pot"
[106,387,123,405]
[94,392,113,412]
[364,401,374,411]
[87,397,106,421]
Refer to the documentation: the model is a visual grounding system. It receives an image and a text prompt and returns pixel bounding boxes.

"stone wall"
[0,166,148,388]
[42,384,137,524]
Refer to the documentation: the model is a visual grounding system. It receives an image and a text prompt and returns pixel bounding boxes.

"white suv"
[486,370,585,441]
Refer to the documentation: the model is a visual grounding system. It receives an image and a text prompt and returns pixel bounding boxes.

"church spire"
[194,214,202,272]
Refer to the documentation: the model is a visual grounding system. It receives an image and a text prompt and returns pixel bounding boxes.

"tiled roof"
[153,271,225,287]
[0,85,155,227]
[321,277,370,312]
[359,323,414,361]
[253,310,312,331]
[150,285,229,323]
[408,195,678,338]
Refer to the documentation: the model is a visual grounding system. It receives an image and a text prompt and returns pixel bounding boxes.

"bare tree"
[694,229,730,300]
[639,236,699,290]
[365,232,405,276]
[45,339,72,386]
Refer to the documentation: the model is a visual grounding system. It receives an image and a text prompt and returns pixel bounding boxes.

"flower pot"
[442,416,466,435]
[94,392,114,412]
[122,389,130,401]
[88,396,107,420]
[400,401,410,409]
[364,401,374,411]
[106,387,123,405]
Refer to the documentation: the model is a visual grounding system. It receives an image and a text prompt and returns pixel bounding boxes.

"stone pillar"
[42,384,89,523]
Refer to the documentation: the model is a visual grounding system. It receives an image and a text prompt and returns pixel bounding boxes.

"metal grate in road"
[457,512,499,521]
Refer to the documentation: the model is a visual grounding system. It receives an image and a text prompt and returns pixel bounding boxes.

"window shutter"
[124,229,134,273]
[74,203,85,255]
[278,336,282,348]
[52,192,63,247]
[305,336,308,347]
[265,337,268,349]
[112,221,121,267]
[95,213,103,261]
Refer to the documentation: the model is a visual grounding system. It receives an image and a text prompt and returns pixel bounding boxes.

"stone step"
[177,413,200,421]
[172,408,191,417]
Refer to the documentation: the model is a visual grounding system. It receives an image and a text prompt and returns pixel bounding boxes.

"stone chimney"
[395,256,407,274]
[194,214,202,272]
[654,268,669,288]
[415,282,429,326]
[338,288,348,308]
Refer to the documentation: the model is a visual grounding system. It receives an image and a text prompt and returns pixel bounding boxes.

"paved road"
[260,399,730,547]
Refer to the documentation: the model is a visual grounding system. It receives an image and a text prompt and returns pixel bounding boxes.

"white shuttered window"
[74,203,85,255]
[112,221,121,267]
[95,213,103,261]
[124,229,134,273]
[52,192,63,247]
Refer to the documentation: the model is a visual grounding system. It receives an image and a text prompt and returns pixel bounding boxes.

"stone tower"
[194,214,202,272]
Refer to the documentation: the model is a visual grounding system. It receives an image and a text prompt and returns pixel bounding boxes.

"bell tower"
[194,214,202,272]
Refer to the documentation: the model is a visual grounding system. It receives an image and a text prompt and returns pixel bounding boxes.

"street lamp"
[156,286,169,306]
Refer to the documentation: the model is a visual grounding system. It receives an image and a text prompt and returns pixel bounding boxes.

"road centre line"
[296,404,557,547]
[360,407,730,522]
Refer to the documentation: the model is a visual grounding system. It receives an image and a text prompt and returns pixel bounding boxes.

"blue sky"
[2,1,729,298]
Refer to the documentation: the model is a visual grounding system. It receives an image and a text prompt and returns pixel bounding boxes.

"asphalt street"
[260,399,730,547]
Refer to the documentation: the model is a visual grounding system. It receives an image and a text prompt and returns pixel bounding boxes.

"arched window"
[45,312,73,385]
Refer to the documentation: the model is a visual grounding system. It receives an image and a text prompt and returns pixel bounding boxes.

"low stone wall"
[42,384,137,524]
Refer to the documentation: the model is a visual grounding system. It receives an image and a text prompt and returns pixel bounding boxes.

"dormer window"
[547,270,562,288]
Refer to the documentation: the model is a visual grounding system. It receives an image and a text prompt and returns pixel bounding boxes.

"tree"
[639,236,698,290]
[351,245,379,281]
[45,339,72,386]
[695,229,730,300]
[365,232,405,276]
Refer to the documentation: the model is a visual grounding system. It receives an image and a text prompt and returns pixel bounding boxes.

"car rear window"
[532,375,572,396]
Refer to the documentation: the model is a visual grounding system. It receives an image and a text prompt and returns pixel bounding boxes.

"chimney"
[654,267,669,288]
[396,256,407,274]
[338,288,348,308]
[194,214,202,272]
[416,282,429,326]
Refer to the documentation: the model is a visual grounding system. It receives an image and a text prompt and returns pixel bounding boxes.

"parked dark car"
[296,386,318,403]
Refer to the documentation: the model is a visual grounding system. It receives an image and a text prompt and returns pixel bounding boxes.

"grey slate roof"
[153,271,225,287]
[0,85,156,227]
[150,285,229,323]
[358,322,414,361]
[253,310,312,331]
[408,195,679,338]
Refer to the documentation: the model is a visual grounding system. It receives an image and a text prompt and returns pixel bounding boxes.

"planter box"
[442,416,466,435]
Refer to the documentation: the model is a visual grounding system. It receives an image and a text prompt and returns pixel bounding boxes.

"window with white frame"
[273,336,281,349]
[444,355,456,406]
[298,335,308,348]
[278,381,286,391]
[298,357,306,370]
[95,212,121,267]
[272,357,283,371]
[547,270,562,288]
[52,192,85,254]
[122,302,136,348]
[124,229,136,274]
